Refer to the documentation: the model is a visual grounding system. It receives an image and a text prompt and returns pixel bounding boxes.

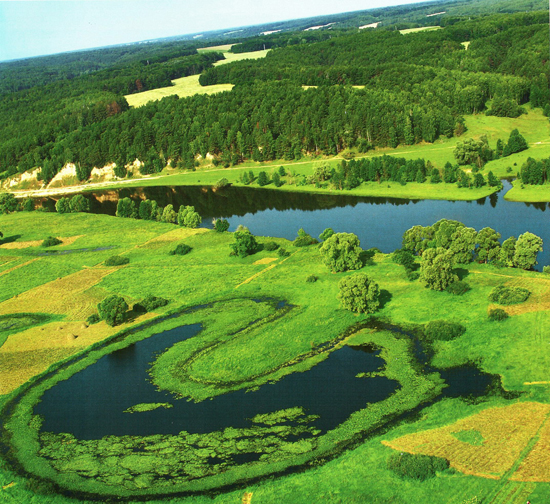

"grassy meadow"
[1,212,550,502]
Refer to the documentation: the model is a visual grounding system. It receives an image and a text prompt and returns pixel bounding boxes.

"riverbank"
[505,179,550,202]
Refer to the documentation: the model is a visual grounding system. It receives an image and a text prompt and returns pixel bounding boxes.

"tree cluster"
[116,198,201,228]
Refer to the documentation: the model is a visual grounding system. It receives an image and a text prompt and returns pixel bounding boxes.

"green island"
[1,0,550,502]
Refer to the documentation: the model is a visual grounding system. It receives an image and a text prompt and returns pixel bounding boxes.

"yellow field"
[136,227,208,249]
[493,276,550,317]
[513,415,550,481]
[253,257,278,265]
[399,26,442,35]
[383,402,550,479]
[125,75,234,107]
[197,44,235,52]
[125,49,269,108]
[0,235,82,250]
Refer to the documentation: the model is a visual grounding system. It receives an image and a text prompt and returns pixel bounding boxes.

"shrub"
[213,219,230,232]
[278,247,290,257]
[133,295,169,313]
[392,249,415,271]
[488,308,509,321]
[424,320,466,341]
[544,265,550,274]
[116,197,136,218]
[293,228,318,247]
[387,452,449,480]
[69,194,90,213]
[42,236,62,247]
[55,197,70,214]
[169,243,192,256]
[105,255,130,266]
[319,228,335,242]
[22,198,34,212]
[445,281,471,295]
[98,295,128,326]
[214,178,230,189]
[257,171,269,186]
[86,314,100,325]
[338,273,380,314]
[488,286,530,305]
[0,192,17,214]
[306,275,318,283]
[177,205,201,228]
[264,241,279,251]
[230,227,258,257]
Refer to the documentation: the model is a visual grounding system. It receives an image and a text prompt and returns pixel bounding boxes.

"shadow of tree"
[454,267,469,280]
[379,289,393,309]
[0,234,22,245]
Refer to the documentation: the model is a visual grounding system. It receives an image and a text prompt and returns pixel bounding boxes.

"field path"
[0,258,38,277]
[235,252,297,288]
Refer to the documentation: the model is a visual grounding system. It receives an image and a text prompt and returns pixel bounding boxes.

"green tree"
[448,227,477,264]
[272,172,283,187]
[213,218,230,232]
[476,227,501,263]
[337,273,380,314]
[319,228,335,241]
[55,197,71,214]
[513,232,543,270]
[139,199,155,220]
[420,248,457,291]
[0,193,17,214]
[97,295,128,327]
[230,227,258,257]
[116,197,136,218]
[319,232,363,273]
[257,171,269,186]
[22,198,34,212]
[402,225,433,255]
[499,236,517,267]
[429,168,441,184]
[161,204,177,223]
[69,194,90,213]
[177,205,201,228]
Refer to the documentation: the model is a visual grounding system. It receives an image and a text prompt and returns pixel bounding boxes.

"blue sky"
[0,0,429,62]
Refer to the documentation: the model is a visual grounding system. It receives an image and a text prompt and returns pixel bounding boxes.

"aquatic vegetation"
[124,403,173,413]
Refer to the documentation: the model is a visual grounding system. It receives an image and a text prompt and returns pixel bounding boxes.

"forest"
[0,5,548,185]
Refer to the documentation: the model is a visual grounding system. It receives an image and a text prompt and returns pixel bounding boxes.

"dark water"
[37,180,550,268]
[35,323,398,440]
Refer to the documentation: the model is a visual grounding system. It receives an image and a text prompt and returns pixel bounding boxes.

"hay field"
[513,415,550,482]
[399,26,442,35]
[125,49,269,108]
[383,402,550,480]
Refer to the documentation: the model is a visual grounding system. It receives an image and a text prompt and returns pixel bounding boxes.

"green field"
[1,212,550,502]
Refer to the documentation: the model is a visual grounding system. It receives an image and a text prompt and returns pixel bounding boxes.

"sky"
[0,0,429,62]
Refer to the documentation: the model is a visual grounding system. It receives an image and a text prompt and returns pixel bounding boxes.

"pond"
[37,180,550,268]
[34,318,494,441]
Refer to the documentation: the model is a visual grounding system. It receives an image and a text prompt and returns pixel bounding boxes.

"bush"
[42,236,62,247]
[213,219,230,232]
[133,295,169,313]
[445,281,471,295]
[392,249,415,271]
[97,295,128,326]
[488,308,509,321]
[488,286,530,305]
[0,192,17,214]
[338,273,380,314]
[387,452,449,480]
[319,228,335,241]
[86,314,100,325]
[278,247,290,257]
[177,205,201,228]
[264,241,279,251]
[55,197,70,214]
[544,265,550,274]
[214,178,230,189]
[319,233,363,273]
[169,243,192,256]
[306,275,318,283]
[230,227,258,257]
[293,228,318,247]
[424,320,466,341]
[69,194,90,213]
[105,255,130,266]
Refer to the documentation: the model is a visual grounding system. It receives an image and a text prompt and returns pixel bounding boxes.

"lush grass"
[399,26,442,34]
[505,179,550,202]
[2,213,550,502]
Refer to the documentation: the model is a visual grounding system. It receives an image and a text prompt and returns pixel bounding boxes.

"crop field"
[1,212,550,503]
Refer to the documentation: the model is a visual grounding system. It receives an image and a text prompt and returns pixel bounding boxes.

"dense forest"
[0,1,548,183]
